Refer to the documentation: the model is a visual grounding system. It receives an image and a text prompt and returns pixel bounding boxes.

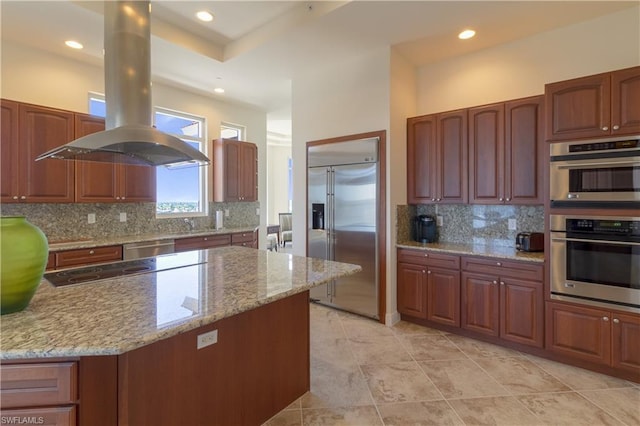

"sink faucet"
[184,218,195,231]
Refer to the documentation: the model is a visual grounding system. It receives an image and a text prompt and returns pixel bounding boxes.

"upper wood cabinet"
[1,102,75,203]
[545,66,640,141]
[469,96,543,205]
[213,138,257,202]
[407,109,467,204]
[75,114,156,203]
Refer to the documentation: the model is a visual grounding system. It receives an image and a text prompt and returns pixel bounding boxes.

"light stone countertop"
[397,240,545,263]
[0,247,361,360]
[46,227,258,252]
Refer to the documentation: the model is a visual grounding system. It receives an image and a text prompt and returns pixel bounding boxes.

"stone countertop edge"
[0,247,361,360]
[396,240,545,263]
[46,226,259,252]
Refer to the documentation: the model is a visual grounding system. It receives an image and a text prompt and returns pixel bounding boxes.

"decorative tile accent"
[1,201,259,242]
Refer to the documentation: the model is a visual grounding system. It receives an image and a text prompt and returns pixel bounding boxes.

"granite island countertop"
[0,246,361,360]
[46,226,259,252]
[397,240,545,263]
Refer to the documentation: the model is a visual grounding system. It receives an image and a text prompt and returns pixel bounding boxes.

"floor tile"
[348,335,413,365]
[390,321,443,336]
[397,334,467,361]
[518,391,624,425]
[340,315,395,339]
[449,396,541,425]
[419,359,510,399]
[301,405,382,426]
[264,409,302,426]
[474,357,570,394]
[311,337,358,367]
[361,361,442,404]
[444,333,522,358]
[580,387,640,425]
[527,355,636,390]
[377,400,463,425]
[302,357,373,408]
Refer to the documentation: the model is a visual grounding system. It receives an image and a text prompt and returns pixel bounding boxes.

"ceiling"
[1,1,637,120]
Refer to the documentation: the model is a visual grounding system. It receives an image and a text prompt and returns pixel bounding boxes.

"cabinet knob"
[424,254,429,257]
[116,196,120,200]
[496,262,502,267]
[602,316,609,322]
[20,196,26,200]
[422,270,426,274]
[431,198,436,202]
[613,318,620,324]
[500,281,504,286]
[89,250,95,255]
[204,237,208,241]
[427,270,431,274]
[437,198,441,201]
[492,280,498,285]
[499,197,504,202]
[12,196,18,200]
[506,197,511,201]
[602,126,609,131]
[121,197,125,200]
[613,125,620,130]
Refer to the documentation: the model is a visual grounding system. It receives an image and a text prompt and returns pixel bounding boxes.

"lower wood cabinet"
[231,230,258,248]
[397,249,460,327]
[52,246,123,270]
[461,257,544,348]
[546,302,640,374]
[174,234,232,252]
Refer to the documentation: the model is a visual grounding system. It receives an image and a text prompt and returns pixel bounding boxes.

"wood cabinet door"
[461,272,499,336]
[407,115,437,204]
[397,262,428,319]
[74,114,118,202]
[469,103,504,204]
[437,110,468,203]
[611,312,640,374]
[18,104,75,202]
[427,267,460,327]
[505,96,543,205]
[1,100,19,202]
[611,66,640,136]
[119,164,156,202]
[545,73,611,141]
[240,142,257,201]
[224,141,241,202]
[545,302,611,365]
[499,278,543,348]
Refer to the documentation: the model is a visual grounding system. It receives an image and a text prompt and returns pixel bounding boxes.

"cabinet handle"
[492,280,498,285]
[602,316,609,322]
[613,318,620,324]
[613,125,620,130]
[89,250,95,255]
[602,126,609,131]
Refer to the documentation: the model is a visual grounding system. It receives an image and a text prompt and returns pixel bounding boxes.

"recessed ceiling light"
[214,87,225,94]
[65,40,84,49]
[458,29,476,40]
[196,11,214,22]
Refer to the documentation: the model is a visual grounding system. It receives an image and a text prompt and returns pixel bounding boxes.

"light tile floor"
[264,303,640,426]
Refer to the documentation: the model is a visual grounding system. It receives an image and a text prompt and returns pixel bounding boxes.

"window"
[88,95,208,217]
[221,122,245,140]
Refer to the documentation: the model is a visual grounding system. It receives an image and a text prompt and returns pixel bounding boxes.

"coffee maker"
[413,215,437,243]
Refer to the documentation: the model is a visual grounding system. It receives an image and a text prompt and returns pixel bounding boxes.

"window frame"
[221,121,246,140]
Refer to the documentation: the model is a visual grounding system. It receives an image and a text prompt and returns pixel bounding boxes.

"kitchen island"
[0,247,361,425]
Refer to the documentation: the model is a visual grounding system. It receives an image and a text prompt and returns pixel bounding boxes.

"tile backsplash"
[398,204,544,247]
[0,202,259,242]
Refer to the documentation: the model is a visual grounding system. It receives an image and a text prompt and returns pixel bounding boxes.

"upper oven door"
[550,155,640,206]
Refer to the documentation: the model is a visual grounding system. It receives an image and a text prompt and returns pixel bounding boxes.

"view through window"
[88,95,208,217]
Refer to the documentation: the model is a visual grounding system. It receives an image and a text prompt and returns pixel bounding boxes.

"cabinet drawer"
[174,234,231,252]
[55,246,122,268]
[231,231,256,243]
[0,406,77,426]
[462,256,542,281]
[398,249,460,269]
[46,253,55,271]
[1,362,77,408]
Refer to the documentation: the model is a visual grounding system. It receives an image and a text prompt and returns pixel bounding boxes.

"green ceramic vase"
[1,216,48,315]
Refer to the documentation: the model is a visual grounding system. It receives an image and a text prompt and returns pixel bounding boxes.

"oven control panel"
[566,218,639,235]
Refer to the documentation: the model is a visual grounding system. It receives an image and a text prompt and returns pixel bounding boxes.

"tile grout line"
[576,388,636,426]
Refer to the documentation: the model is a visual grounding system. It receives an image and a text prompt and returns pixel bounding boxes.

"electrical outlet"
[437,215,443,226]
[224,209,230,217]
[119,212,127,222]
[256,207,260,216]
[508,218,517,230]
[87,213,96,224]
[197,329,218,349]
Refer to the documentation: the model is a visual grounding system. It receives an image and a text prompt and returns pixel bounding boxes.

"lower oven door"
[550,232,640,313]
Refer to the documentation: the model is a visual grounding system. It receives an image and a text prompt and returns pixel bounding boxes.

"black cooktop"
[44,253,206,287]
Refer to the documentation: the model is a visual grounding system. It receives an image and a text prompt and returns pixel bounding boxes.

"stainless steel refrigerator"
[307,137,379,319]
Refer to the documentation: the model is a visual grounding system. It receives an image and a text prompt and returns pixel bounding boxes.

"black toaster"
[515,232,544,252]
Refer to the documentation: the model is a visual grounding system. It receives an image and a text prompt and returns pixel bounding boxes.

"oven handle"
[552,158,640,169]
[551,236,640,246]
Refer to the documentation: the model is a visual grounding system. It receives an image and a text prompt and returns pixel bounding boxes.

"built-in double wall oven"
[550,215,640,313]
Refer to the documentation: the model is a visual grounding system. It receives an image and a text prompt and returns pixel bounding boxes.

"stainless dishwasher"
[123,239,175,260]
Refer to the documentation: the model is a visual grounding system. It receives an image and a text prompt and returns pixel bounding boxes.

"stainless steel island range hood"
[36,1,210,167]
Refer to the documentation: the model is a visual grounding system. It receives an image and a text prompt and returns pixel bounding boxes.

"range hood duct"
[36,1,210,167]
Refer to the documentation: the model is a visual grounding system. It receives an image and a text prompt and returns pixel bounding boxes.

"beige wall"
[416,6,640,114]
[267,144,291,225]
[2,40,269,245]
